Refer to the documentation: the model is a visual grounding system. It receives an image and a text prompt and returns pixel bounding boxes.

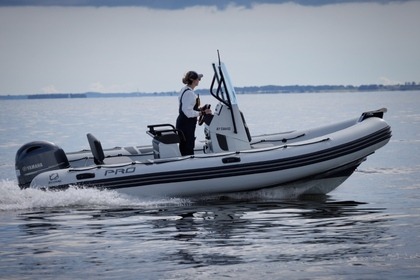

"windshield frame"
[210,62,238,108]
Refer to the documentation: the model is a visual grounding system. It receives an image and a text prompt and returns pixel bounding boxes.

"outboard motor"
[15,141,69,189]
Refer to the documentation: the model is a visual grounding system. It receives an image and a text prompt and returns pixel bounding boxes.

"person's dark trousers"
[176,116,197,156]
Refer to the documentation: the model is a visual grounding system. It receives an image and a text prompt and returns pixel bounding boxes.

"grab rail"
[209,62,238,133]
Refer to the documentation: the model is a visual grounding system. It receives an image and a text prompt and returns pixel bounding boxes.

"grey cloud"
[0,0,415,9]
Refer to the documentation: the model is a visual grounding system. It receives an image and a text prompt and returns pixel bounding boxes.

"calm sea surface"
[0,91,419,279]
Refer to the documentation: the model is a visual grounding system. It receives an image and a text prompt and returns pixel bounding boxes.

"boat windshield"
[220,63,238,105]
[210,62,238,107]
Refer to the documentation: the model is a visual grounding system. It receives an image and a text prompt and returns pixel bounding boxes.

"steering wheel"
[198,104,211,126]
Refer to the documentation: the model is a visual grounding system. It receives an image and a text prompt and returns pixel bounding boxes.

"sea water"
[0,91,419,279]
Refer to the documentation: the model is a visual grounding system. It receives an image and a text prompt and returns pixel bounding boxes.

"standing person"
[176,71,211,156]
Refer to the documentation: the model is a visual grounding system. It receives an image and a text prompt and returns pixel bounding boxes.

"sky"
[0,0,419,95]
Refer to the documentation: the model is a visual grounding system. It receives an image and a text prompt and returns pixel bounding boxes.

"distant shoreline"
[1,83,419,100]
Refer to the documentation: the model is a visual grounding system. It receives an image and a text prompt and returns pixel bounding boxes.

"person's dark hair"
[182,71,202,85]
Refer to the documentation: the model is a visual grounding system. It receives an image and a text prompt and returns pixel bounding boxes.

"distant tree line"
[27,93,87,99]
[225,83,420,94]
[1,82,419,100]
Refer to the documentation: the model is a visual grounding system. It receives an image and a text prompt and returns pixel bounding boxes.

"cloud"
[379,77,402,86]
[89,82,106,92]
[42,85,59,93]
[88,82,136,93]
[0,0,416,9]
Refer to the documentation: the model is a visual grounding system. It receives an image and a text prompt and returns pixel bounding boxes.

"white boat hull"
[23,116,390,198]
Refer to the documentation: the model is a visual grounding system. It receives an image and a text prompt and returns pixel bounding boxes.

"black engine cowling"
[15,141,69,189]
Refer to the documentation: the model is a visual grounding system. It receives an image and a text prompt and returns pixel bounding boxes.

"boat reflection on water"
[12,193,393,275]
[152,197,390,266]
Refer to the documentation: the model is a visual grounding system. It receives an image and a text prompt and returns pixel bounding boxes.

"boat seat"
[87,133,105,165]
[147,124,184,143]
[147,124,183,159]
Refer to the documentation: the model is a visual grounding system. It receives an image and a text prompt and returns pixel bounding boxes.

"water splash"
[357,165,420,175]
[0,179,191,211]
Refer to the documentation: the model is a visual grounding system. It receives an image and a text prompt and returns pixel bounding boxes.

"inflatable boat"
[15,60,392,198]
